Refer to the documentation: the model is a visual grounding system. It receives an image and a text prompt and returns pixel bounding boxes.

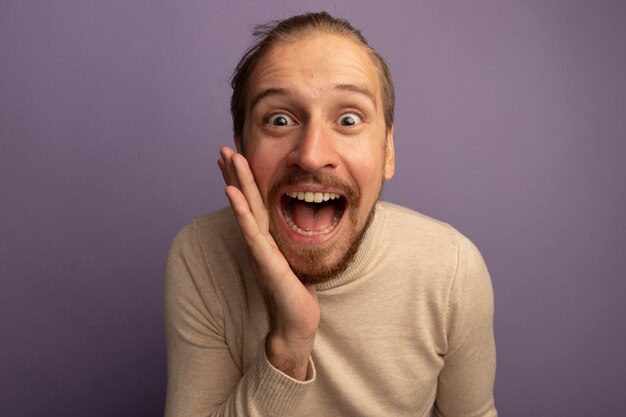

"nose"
[286,119,339,173]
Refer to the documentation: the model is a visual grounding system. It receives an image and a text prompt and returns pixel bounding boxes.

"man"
[164,11,496,417]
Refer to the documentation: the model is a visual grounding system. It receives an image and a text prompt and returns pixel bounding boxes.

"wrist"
[265,332,315,381]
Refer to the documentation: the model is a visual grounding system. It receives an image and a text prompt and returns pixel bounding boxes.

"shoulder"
[379,201,456,234]
[378,201,475,257]
[166,207,250,287]
[165,207,255,304]
[169,207,244,257]
[380,203,492,304]
[192,207,240,237]
[376,201,487,286]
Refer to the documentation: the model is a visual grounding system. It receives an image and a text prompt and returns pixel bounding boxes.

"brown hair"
[230,11,395,138]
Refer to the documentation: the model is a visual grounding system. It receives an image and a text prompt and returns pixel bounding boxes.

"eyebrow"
[248,83,378,112]
[332,83,377,109]
[249,87,289,112]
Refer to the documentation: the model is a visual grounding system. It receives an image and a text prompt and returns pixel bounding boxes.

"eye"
[267,113,295,126]
[337,112,362,127]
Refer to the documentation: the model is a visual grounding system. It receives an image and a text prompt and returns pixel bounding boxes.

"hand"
[218,147,320,381]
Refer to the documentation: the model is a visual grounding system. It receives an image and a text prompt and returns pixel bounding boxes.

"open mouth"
[281,191,346,236]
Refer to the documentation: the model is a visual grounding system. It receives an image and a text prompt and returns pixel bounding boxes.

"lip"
[276,185,347,245]
[280,184,347,196]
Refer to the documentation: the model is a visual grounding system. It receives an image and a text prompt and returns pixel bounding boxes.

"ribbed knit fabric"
[164,202,497,417]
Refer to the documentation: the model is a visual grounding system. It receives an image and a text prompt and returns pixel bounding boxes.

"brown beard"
[285,205,376,284]
[267,170,380,285]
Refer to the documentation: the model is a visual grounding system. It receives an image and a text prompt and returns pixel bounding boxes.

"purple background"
[2,1,625,416]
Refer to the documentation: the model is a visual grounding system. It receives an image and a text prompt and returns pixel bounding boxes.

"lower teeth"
[283,207,342,236]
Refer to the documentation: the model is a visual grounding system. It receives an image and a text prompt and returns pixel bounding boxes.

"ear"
[383,125,395,180]
[234,133,243,154]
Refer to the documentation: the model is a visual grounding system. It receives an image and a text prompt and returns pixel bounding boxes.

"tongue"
[291,201,337,232]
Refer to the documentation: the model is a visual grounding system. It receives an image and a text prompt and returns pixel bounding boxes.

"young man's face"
[237,33,395,283]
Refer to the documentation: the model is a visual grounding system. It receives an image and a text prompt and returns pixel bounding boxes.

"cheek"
[247,157,270,184]
[343,154,386,205]
[245,150,283,199]
[341,147,384,182]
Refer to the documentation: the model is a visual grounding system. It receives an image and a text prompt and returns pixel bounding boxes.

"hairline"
[230,13,395,140]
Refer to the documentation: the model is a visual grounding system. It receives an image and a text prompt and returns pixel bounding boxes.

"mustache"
[268,170,359,206]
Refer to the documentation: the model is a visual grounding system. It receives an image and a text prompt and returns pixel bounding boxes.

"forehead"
[248,33,381,104]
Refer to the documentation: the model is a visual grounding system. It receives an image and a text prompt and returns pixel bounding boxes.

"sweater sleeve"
[433,234,497,417]
[163,223,314,417]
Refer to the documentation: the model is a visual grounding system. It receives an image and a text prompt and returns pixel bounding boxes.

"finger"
[225,185,280,278]
[231,153,270,231]
[219,146,239,187]
[218,147,241,189]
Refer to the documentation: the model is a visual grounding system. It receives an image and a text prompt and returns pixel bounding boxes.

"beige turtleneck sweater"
[164,202,497,417]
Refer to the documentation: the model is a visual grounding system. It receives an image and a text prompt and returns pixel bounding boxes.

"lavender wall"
[2,1,625,416]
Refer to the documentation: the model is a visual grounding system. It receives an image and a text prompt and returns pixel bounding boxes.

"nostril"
[287,145,339,172]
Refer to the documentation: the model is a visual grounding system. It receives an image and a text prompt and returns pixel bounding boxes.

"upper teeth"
[286,191,340,203]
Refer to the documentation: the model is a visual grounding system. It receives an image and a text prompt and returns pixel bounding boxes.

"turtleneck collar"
[314,201,387,291]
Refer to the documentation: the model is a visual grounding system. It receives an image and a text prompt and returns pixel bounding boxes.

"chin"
[265,169,381,285]
[288,246,358,285]
[271,203,376,285]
